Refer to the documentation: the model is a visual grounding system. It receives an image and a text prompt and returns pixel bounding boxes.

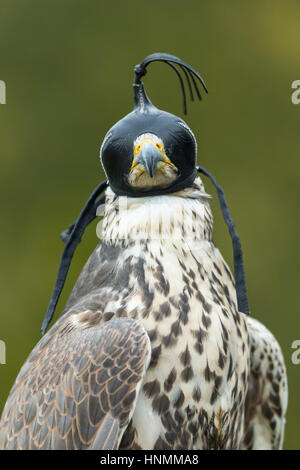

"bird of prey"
[0,53,287,450]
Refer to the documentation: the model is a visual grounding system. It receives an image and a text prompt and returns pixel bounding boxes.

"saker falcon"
[0,53,288,450]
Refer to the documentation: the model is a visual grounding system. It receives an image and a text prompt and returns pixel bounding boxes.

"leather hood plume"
[133,52,208,115]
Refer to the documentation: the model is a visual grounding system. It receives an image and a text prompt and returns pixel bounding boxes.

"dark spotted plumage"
[0,319,150,449]
[243,317,288,449]
[0,178,287,449]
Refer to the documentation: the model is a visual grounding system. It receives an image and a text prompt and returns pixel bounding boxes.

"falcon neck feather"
[101,178,213,245]
[42,170,250,335]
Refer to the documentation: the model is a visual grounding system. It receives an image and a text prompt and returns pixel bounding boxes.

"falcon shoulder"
[243,316,288,450]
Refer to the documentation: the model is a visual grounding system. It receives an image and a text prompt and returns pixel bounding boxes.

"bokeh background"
[0,0,299,449]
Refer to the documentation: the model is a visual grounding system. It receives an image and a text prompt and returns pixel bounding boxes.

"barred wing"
[0,317,150,450]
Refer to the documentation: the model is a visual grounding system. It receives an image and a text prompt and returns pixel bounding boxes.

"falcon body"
[0,53,288,449]
[0,178,287,449]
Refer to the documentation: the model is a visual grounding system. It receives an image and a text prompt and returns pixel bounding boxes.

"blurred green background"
[0,0,299,449]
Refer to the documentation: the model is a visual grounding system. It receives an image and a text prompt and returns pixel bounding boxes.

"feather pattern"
[0,319,150,450]
[243,317,288,449]
[0,177,287,449]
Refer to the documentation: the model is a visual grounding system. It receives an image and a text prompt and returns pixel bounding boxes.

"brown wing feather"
[0,317,150,450]
[243,317,288,450]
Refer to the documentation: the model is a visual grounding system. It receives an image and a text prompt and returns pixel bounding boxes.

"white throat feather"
[100,177,213,245]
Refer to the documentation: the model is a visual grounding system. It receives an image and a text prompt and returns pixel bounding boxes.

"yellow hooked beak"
[130,139,176,178]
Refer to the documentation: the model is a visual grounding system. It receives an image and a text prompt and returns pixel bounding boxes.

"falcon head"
[100,53,207,198]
